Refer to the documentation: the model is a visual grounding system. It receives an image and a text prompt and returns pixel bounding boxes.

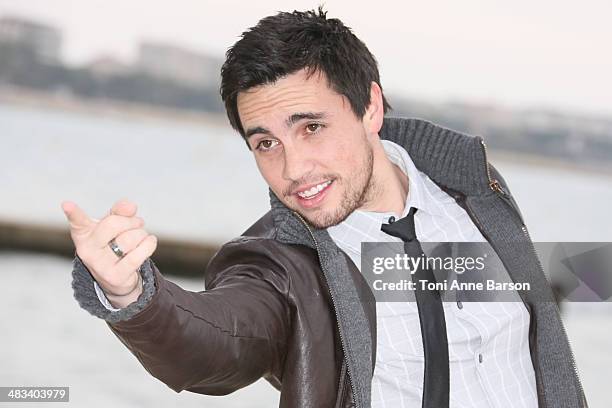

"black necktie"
[380,207,450,408]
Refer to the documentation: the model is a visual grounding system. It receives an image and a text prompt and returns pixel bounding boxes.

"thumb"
[61,201,94,231]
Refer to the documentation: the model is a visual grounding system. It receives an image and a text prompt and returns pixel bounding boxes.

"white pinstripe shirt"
[327,140,538,408]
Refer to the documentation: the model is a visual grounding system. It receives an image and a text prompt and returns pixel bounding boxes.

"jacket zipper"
[478,139,587,407]
[293,211,358,408]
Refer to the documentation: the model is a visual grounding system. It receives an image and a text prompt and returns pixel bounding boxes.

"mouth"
[293,179,335,209]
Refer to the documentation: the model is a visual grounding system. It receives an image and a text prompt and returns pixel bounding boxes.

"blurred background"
[0,0,610,406]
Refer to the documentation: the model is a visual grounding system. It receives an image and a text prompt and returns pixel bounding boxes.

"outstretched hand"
[61,199,157,308]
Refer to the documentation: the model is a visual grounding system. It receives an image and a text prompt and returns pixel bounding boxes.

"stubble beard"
[303,143,381,229]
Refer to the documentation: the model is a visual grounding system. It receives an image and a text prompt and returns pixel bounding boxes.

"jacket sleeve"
[71,237,290,395]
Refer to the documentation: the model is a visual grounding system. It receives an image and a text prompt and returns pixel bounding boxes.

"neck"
[360,138,409,216]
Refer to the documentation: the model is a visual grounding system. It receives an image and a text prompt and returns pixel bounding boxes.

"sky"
[1,0,611,117]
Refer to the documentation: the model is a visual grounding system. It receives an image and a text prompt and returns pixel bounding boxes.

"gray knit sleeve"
[71,254,157,324]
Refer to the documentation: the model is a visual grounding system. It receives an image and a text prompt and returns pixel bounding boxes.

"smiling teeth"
[297,180,332,198]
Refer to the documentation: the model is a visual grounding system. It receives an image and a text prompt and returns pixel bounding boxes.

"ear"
[362,81,384,136]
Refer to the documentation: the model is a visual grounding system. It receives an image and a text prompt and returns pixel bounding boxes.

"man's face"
[237,68,380,229]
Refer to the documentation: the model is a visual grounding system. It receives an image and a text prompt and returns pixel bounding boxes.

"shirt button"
[478,353,483,363]
[388,216,396,223]
[456,300,463,309]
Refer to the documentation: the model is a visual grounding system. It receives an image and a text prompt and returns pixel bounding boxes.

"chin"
[301,206,351,230]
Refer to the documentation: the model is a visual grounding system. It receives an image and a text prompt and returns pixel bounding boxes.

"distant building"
[87,55,133,78]
[0,15,62,64]
[137,41,221,88]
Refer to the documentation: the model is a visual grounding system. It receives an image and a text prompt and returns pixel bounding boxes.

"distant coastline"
[486,149,612,180]
[0,85,228,128]
[2,85,611,178]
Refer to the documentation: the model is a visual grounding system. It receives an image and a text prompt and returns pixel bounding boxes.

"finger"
[91,214,145,248]
[115,235,158,277]
[110,228,149,258]
[61,201,94,231]
[110,199,138,217]
[93,228,150,274]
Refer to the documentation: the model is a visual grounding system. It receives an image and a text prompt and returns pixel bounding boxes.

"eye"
[255,139,279,152]
[305,123,325,134]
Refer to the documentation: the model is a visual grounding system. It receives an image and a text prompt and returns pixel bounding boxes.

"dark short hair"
[220,6,392,148]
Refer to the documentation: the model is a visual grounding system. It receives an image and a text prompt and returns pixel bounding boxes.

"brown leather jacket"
[105,212,371,408]
[72,117,588,408]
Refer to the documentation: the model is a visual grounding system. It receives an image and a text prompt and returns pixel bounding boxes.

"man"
[63,7,588,408]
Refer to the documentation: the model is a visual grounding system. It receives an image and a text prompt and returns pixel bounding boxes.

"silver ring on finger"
[108,238,126,259]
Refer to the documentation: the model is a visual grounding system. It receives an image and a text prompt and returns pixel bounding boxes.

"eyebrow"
[244,112,327,140]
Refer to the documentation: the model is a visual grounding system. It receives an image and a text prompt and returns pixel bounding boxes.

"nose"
[282,143,314,182]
